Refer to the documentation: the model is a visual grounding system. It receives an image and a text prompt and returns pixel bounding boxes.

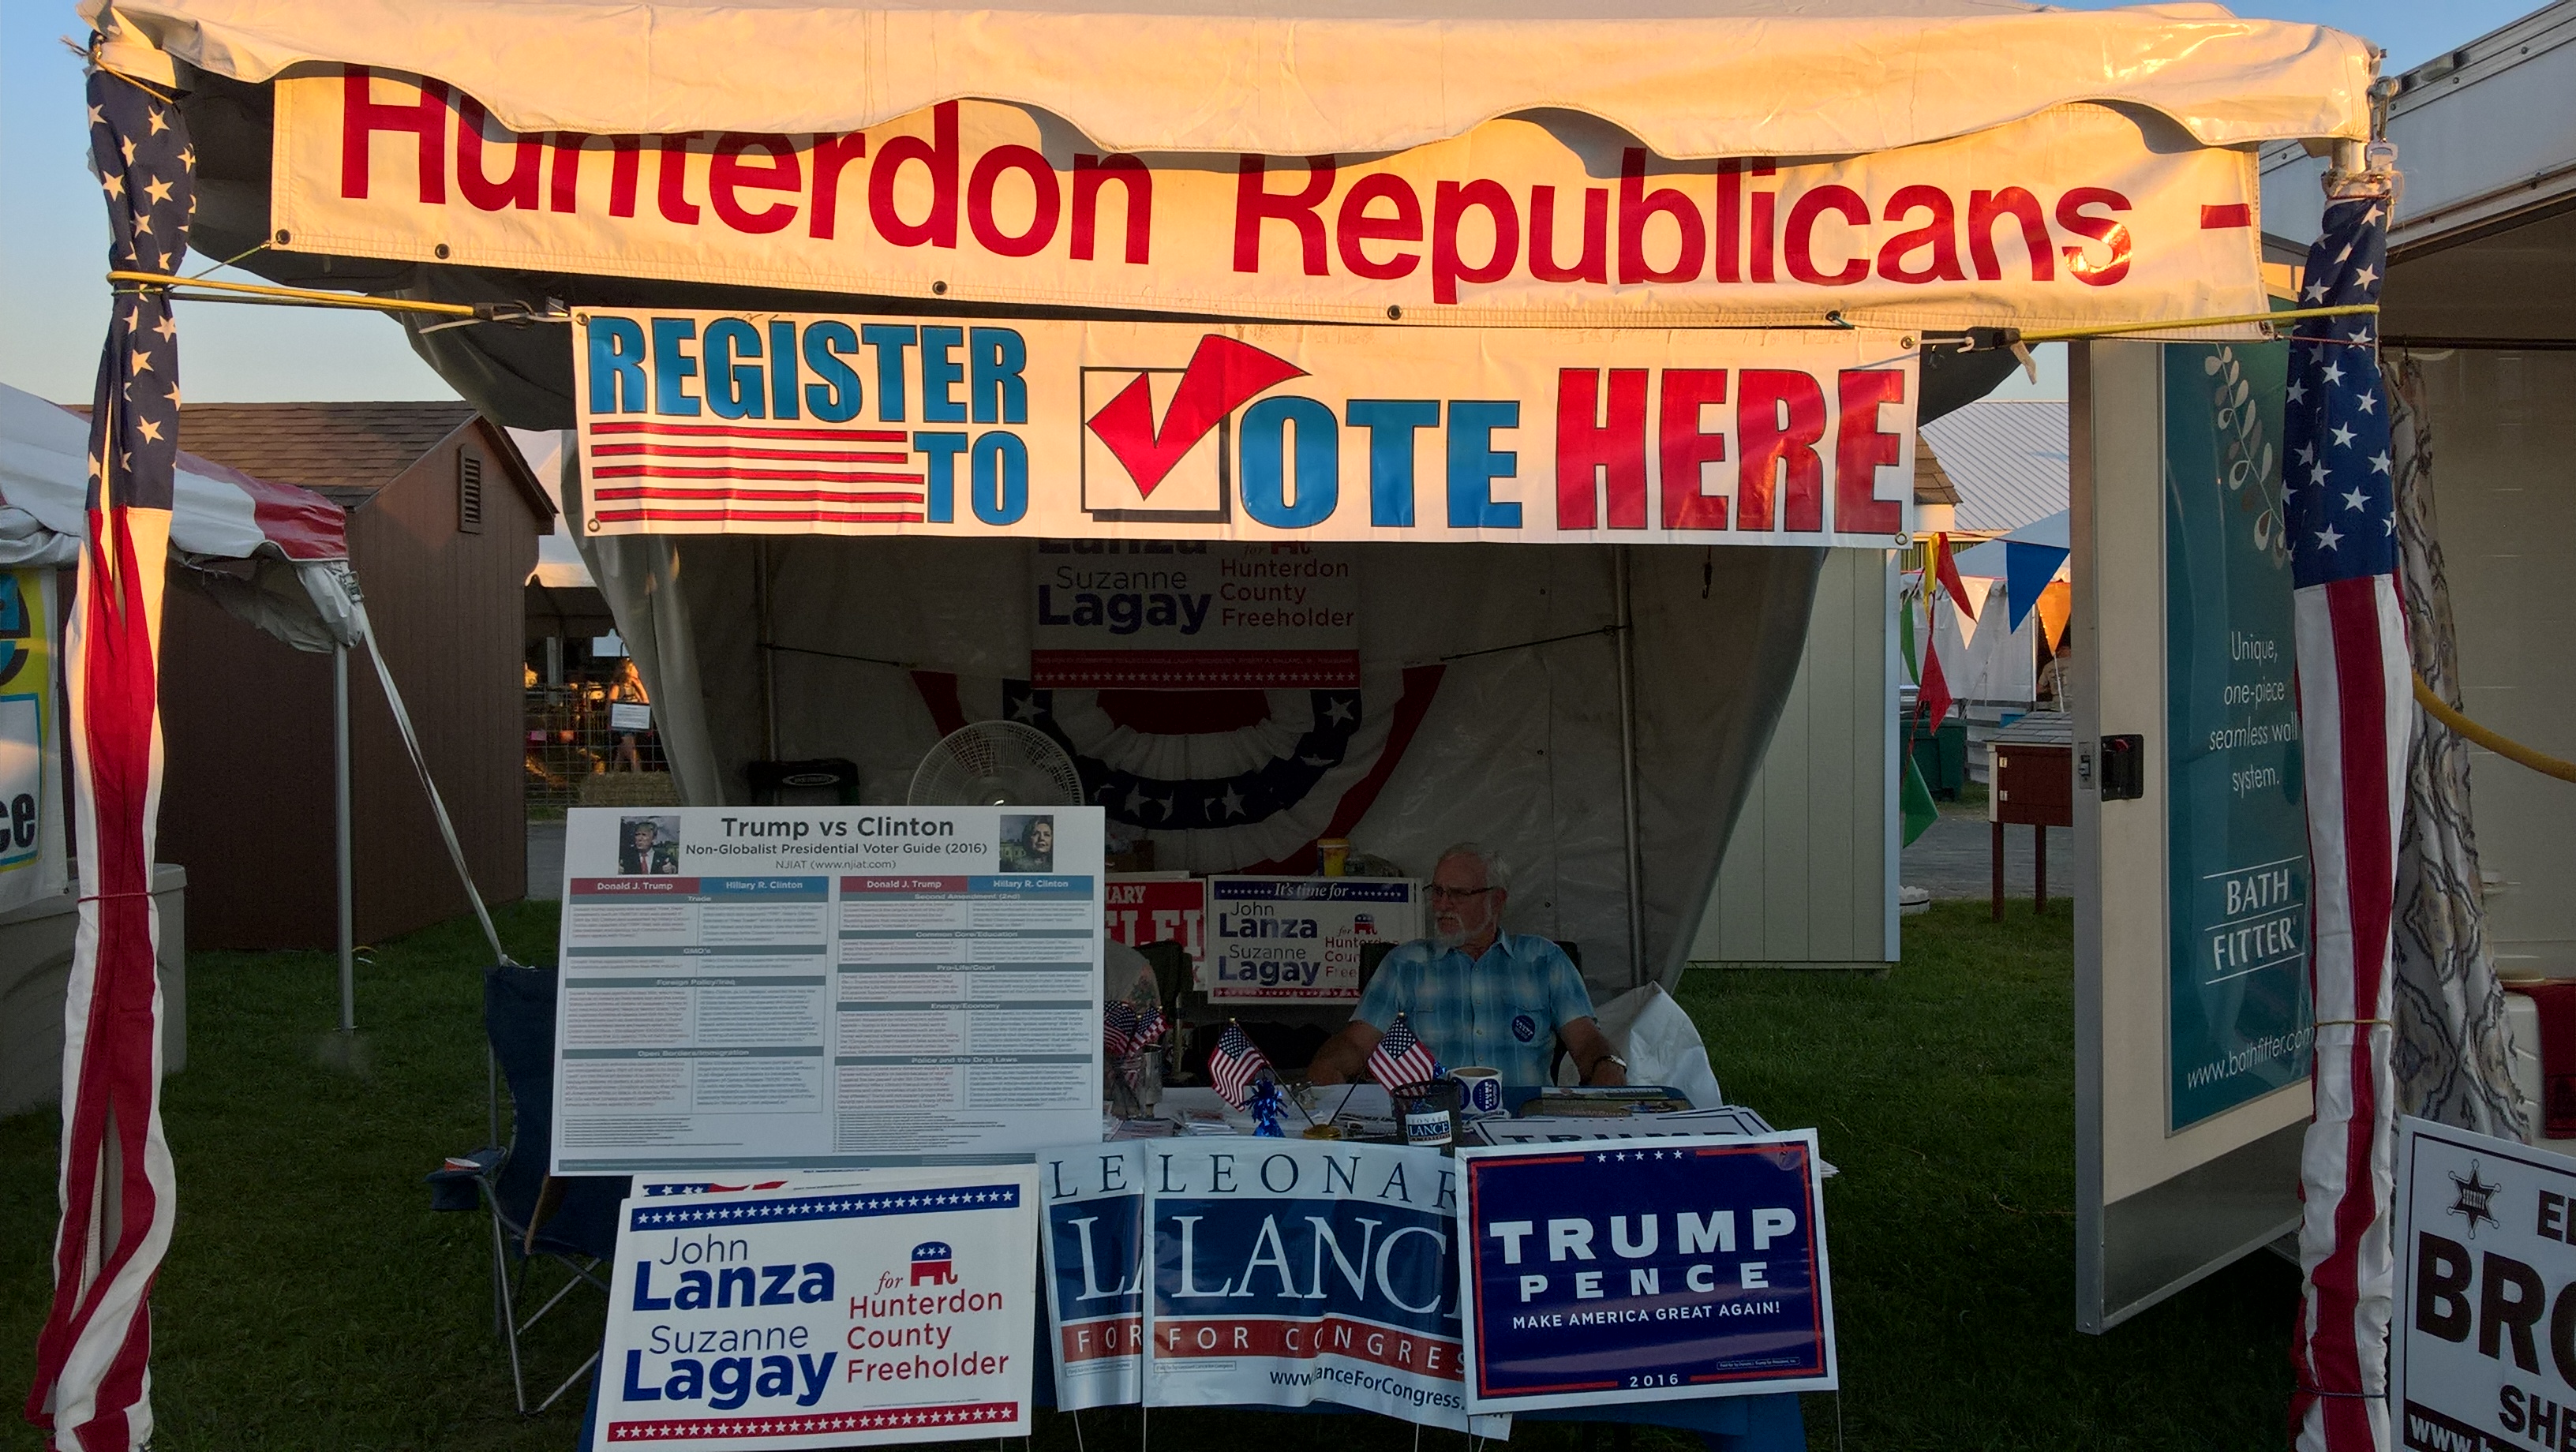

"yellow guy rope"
[2013,302,2379,345]
[2414,675,2576,784]
[106,270,565,325]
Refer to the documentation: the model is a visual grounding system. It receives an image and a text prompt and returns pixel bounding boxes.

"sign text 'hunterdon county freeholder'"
[601,1166,1040,1449]
[572,309,1918,545]
[277,73,2267,330]
[1457,1132,1837,1413]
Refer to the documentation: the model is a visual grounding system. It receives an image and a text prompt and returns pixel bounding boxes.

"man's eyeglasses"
[1426,885,1497,903]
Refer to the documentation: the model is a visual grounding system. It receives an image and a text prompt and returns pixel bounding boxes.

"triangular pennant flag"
[1933,532,1977,623]
[2002,541,2070,634]
[1916,637,1955,736]
[1901,750,1940,847]
[1898,577,1921,687]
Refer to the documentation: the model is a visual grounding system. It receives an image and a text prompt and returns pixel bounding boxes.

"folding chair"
[472,964,633,1414]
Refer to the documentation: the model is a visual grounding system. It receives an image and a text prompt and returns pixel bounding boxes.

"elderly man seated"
[1307,843,1626,1087]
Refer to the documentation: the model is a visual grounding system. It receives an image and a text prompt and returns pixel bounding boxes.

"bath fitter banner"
[2162,338,2312,1132]
[572,309,1918,546]
[275,73,2267,331]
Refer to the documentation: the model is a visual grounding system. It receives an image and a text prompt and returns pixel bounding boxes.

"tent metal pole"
[335,643,356,1033]
[354,613,513,969]
[1614,547,1646,989]
[755,539,779,761]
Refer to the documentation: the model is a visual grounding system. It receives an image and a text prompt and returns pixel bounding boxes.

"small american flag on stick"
[1104,999,1165,1059]
[1368,1014,1439,1089]
[1208,1023,1274,1110]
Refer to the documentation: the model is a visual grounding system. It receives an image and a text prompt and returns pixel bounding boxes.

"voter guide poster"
[1206,876,1421,1001]
[551,806,1104,1174]
[600,1164,1040,1447]
[2393,1117,2576,1452]
[1457,1132,1837,1413]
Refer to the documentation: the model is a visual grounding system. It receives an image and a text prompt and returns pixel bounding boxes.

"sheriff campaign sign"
[1457,1132,1837,1413]
[2394,1117,2576,1452]
[600,1166,1039,1448]
[275,73,2266,332]
[1139,1140,1505,1435]
[571,309,1915,546]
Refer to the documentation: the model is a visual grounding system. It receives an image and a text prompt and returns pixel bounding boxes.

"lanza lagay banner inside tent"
[32,2,2413,1450]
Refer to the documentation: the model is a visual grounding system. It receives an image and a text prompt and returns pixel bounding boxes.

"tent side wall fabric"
[628,535,1818,996]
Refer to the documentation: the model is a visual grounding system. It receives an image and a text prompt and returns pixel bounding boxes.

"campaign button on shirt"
[1511,1014,1538,1043]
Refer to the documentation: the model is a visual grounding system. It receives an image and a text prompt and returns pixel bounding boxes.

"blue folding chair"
[465,964,631,1414]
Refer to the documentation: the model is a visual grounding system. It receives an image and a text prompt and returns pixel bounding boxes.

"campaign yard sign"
[1207,876,1421,1002]
[1139,1140,1506,1435]
[2394,1117,2576,1452]
[1039,1144,1148,1411]
[1457,1132,1837,1413]
[600,1165,1039,1448]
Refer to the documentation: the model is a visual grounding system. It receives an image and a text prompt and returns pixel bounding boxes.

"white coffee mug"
[1452,1066,1503,1118]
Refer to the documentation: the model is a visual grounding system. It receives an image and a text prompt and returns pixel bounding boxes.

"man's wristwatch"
[1589,1053,1628,1082]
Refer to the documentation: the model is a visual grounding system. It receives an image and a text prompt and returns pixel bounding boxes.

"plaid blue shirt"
[1356,933,1596,1086]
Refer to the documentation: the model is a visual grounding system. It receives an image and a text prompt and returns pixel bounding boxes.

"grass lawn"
[2,900,2297,1450]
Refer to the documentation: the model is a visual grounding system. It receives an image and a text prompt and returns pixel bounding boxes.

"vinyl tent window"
[458,451,485,534]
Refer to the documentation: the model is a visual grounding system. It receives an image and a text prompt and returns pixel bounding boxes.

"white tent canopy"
[94,0,2369,155]
[0,382,359,649]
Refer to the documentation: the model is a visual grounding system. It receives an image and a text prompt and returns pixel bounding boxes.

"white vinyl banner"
[2393,1116,2576,1452]
[572,309,1917,546]
[600,1166,1039,1447]
[275,69,2265,331]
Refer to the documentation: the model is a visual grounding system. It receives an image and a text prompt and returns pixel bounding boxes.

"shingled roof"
[172,402,552,522]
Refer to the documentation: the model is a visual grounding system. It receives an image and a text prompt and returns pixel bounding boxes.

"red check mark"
[1086,335,1306,497]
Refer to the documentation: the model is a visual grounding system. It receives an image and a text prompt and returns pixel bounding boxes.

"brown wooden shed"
[156,402,555,949]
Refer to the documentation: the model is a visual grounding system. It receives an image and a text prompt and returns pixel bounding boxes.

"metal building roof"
[1916,399,2069,534]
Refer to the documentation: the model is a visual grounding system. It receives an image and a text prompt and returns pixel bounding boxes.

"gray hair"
[1434,841,1510,895]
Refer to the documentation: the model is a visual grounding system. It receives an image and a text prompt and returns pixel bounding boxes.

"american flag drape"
[2282,192,2409,1452]
[26,62,189,1452]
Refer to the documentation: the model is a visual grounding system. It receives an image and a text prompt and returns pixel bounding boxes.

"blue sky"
[0,0,2540,406]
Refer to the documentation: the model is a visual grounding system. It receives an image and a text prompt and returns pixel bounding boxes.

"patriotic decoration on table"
[913,670,1443,874]
[1368,1013,1440,1090]
[28,59,191,1452]
[1104,997,1167,1060]
[1208,1022,1275,1110]
[2280,187,2410,1452]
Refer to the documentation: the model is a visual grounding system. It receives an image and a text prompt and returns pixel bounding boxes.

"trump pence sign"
[1457,1132,1837,1413]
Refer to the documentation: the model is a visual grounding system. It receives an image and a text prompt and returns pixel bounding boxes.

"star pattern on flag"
[84,70,193,517]
[2282,198,2394,586]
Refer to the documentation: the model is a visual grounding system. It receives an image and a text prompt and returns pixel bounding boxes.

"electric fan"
[907,720,1086,806]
